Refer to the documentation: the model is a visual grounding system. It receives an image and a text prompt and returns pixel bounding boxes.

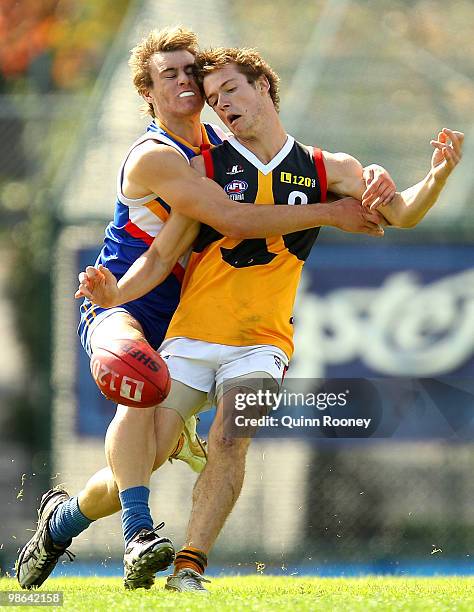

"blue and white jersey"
[78,119,225,353]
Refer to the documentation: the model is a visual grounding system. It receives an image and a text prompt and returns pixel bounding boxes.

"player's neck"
[155,114,204,148]
[236,119,287,164]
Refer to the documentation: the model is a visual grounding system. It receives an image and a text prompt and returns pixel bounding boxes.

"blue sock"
[119,486,153,546]
[48,497,93,545]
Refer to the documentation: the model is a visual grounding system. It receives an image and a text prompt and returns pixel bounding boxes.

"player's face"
[204,63,267,137]
[145,50,204,119]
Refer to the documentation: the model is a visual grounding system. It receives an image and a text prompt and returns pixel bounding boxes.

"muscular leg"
[76,405,183,520]
[68,407,183,522]
[84,314,191,550]
[42,318,199,571]
[72,315,186,523]
[43,312,157,548]
[104,404,156,490]
[77,467,121,520]
[183,387,251,553]
[152,407,185,471]
[91,313,157,493]
[60,339,188,525]
[44,312,180,549]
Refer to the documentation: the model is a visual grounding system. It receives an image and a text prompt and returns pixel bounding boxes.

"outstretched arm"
[126,141,384,238]
[325,128,464,228]
[75,213,199,307]
[364,128,464,227]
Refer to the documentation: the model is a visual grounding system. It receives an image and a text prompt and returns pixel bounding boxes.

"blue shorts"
[78,298,172,357]
[76,252,181,358]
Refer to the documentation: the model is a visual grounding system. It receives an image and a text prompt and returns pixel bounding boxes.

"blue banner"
[75,242,474,438]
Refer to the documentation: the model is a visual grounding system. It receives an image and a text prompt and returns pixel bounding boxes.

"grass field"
[0,576,473,611]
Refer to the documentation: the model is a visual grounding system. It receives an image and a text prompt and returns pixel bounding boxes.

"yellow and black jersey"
[166,135,327,359]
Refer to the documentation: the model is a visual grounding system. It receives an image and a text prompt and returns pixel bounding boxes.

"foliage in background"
[0,1,131,451]
[0,0,131,93]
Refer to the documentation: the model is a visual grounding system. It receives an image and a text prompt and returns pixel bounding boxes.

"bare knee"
[90,311,145,354]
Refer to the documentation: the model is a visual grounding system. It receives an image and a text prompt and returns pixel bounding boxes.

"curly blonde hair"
[129,26,199,117]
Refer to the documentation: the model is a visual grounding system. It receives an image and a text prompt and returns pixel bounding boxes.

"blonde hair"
[129,26,199,117]
[197,47,280,111]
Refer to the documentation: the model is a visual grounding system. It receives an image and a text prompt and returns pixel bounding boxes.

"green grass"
[0,576,473,611]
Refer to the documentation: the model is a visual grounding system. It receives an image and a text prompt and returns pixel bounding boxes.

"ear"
[257,75,270,94]
[142,91,153,104]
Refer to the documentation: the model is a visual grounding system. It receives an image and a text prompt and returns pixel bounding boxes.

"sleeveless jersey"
[165,135,327,359]
[78,119,225,350]
[99,119,224,315]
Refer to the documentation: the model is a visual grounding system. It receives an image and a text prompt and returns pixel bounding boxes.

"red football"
[90,338,171,408]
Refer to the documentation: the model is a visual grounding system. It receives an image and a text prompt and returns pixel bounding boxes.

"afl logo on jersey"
[225,180,248,201]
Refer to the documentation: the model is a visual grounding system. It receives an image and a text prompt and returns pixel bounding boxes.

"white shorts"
[158,338,289,420]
